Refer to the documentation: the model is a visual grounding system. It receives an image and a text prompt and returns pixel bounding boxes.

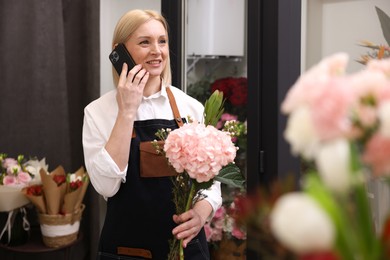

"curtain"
[0,0,100,259]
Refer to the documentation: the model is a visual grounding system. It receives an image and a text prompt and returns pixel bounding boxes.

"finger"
[118,63,128,86]
[125,64,142,84]
[132,68,148,85]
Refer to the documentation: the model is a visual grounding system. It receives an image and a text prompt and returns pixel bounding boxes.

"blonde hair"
[111,9,172,87]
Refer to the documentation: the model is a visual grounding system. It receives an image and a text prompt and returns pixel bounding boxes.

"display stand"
[0,226,86,260]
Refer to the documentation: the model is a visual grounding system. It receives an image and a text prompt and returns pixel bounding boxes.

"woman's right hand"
[116,63,149,119]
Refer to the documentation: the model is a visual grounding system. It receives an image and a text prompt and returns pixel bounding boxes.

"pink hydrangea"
[164,122,237,183]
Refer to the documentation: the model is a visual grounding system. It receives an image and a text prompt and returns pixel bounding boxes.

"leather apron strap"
[166,87,184,127]
[132,86,183,138]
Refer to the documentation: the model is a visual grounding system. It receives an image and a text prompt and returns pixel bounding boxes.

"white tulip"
[315,138,351,193]
[270,192,335,254]
[284,106,320,160]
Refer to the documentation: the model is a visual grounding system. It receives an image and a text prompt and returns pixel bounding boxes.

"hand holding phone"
[109,43,136,76]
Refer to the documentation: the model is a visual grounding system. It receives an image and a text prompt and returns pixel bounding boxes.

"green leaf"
[376,6,390,46]
[194,179,214,191]
[204,90,225,127]
[214,164,245,188]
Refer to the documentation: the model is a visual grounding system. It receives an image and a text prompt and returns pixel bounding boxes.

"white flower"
[270,192,335,254]
[315,138,352,193]
[24,158,49,184]
[284,106,320,160]
[378,101,390,138]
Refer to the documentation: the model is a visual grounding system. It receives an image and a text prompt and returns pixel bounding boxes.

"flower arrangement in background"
[0,153,47,212]
[358,6,390,64]
[253,53,390,259]
[205,193,247,246]
[211,77,247,121]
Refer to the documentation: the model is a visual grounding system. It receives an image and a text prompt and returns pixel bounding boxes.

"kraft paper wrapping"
[0,186,30,212]
[22,189,46,214]
[61,188,82,215]
[74,167,89,211]
[62,167,89,214]
[40,166,66,215]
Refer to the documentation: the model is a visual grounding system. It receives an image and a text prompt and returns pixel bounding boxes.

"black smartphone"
[109,43,136,76]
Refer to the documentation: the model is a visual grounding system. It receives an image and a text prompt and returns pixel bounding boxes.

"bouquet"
[0,153,48,212]
[0,153,48,245]
[263,53,390,259]
[153,90,246,260]
[23,165,89,215]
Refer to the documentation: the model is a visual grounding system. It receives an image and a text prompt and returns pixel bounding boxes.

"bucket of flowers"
[22,165,89,248]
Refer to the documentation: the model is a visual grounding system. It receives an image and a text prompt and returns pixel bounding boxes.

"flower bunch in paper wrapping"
[22,165,89,216]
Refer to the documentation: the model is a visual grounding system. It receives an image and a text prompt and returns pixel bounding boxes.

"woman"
[82,9,222,260]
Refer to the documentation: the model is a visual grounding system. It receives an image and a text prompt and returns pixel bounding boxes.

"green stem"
[179,183,196,260]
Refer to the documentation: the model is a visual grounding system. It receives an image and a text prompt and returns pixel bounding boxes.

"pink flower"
[17,171,32,185]
[213,206,226,219]
[2,158,17,168]
[232,225,246,240]
[164,122,237,182]
[3,175,17,186]
[281,52,349,114]
[362,133,390,176]
[309,77,354,141]
[216,113,238,129]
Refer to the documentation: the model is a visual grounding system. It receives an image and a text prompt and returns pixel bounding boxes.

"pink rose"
[17,171,32,185]
[3,175,17,186]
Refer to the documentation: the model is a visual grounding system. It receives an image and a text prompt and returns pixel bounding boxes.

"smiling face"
[125,19,169,79]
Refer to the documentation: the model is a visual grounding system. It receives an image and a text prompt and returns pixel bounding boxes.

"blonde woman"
[82,9,221,260]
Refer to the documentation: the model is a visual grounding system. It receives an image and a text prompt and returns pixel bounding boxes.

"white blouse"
[82,85,222,215]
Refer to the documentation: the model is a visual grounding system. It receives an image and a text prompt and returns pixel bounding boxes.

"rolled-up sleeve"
[82,105,127,198]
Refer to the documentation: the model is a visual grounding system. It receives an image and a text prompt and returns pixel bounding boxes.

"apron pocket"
[139,140,178,178]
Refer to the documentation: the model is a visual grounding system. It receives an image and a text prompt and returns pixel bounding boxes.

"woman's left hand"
[172,200,212,247]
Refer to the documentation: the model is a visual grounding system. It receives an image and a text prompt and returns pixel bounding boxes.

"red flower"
[211,77,247,107]
[229,77,247,106]
[26,184,43,196]
[211,77,234,99]
[69,179,83,191]
[52,174,66,186]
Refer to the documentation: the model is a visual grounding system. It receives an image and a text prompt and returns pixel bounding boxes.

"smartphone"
[109,43,136,76]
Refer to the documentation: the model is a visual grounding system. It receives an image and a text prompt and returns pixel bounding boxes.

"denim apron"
[97,118,210,260]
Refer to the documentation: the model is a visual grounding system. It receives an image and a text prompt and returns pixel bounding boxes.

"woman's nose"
[150,42,161,55]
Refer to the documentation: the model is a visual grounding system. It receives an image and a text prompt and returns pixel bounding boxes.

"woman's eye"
[159,39,167,44]
[139,40,149,45]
